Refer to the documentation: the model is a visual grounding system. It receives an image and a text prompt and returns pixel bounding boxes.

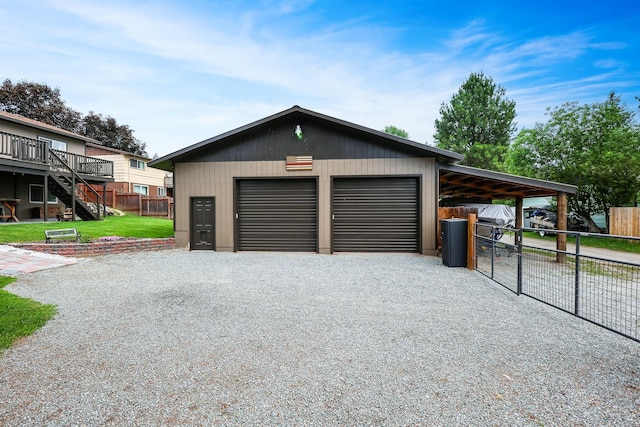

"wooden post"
[71,172,76,222]
[467,213,477,270]
[515,196,523,241]
[43,173,49,222]
[556,192,567,263]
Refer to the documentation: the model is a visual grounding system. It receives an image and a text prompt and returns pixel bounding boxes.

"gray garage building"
[150,106,575,254]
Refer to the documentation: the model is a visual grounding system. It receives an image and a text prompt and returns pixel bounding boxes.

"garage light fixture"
[293,125,303,139]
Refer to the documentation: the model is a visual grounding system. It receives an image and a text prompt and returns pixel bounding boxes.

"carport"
[438,163,577,254]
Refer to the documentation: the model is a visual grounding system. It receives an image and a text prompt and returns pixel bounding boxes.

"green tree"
[434,72,516,171]
[383,125,409,138]
[505,92,640,231]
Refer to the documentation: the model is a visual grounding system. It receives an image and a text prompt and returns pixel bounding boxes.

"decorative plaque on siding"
[286,155,313,171]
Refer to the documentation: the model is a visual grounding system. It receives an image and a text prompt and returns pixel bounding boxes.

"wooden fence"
[610,207,640,237]
[80,185,173,218]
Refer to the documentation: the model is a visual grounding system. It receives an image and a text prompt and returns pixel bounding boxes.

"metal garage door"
[332,177,419,252]
[236,178,318,252]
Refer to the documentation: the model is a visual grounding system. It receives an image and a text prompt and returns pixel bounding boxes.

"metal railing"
[1,131,113,178]
[475,225,640,342]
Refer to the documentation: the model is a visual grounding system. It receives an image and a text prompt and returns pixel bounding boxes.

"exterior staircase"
[47,173,100,221]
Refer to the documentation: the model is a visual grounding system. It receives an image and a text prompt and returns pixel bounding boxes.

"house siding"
[85,152,167,193]
[174,158,437,255]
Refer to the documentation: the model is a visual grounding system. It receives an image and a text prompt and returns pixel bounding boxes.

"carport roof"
[439,163,577,199]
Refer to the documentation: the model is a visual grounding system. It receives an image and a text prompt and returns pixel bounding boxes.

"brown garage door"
[236,178,318,252]
[332,177,419,252]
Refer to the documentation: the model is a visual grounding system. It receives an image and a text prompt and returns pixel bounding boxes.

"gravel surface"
[1,250,639,426]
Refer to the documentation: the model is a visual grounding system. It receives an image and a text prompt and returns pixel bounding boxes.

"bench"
[45,228,81,243]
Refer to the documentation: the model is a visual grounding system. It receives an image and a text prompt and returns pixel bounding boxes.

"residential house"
[85,143,171,198]
[0,110,113,221]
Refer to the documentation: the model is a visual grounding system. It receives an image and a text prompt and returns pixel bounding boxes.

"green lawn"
[523,231,640,254]
[0,214,174,244]
[0,276,56,352]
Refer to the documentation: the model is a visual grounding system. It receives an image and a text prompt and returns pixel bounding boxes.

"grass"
[0,214,174,244]
[523,231,640,254]
[0,275,56,352]
[0,214,172,352]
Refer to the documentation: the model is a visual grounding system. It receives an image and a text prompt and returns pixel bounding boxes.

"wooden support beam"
[515,196,523,228]
[467,213,477,270]
[556,192,567,263]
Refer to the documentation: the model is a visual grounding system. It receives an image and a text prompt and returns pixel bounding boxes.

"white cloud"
[2,1,635,156]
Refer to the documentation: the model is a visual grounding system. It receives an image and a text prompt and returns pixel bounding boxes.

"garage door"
[332,177,419,252]
[236,178,318,252]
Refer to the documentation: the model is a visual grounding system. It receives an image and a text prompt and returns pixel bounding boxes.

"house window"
[38,136,67,151]
[157,187,166,196]
[29,184,58,203]
[133,184,149,196]
[129,159,146,170]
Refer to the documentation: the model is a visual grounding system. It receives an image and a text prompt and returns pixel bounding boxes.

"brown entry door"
[191,197,215,250]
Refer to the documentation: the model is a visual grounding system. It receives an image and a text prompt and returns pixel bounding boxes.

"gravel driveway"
[1,250,639,426]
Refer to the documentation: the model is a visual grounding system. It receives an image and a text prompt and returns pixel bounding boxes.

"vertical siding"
[175,158,437,254]
[610,207,640,237]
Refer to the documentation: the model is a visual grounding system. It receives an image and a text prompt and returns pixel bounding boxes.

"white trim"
[29,184,58,203]
[129,158,146,170]
[133,184,149,196]
[38,136,67,151]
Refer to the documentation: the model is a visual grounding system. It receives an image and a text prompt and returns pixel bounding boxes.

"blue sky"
[1,0,638,156]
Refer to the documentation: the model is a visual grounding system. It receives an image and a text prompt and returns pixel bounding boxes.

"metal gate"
[235,178,318,252]
[475,226,640,342]
[332,177,419,252]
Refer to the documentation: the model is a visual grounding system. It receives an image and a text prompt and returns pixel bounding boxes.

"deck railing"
[0,131,113,178]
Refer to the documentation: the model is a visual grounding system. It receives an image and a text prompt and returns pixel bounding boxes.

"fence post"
[490,226,495,279]
[574,233,581,315]
[517,228,523,295]
[467,213,477,270]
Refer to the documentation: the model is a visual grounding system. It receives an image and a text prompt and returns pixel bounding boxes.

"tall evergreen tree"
[434,72,516,171]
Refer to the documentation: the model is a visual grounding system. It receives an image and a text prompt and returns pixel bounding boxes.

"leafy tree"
[383,125,409,138]
[0,79,147,156]
[0,79,81,131]
[434,72,516,171]
[505,92,640,231]
[82,112,146,156]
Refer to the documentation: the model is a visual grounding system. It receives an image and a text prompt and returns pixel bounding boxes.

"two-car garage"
[150,106,462,254]
[235,177,419,253]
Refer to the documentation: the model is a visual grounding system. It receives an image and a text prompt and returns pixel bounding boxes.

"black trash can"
[441,218,468,267]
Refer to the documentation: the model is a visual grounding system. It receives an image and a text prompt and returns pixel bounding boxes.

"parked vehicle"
[528,208,589,236]
[441,202,515,240]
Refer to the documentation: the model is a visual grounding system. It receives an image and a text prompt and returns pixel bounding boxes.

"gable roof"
[149,105,463,171]
[86,142,151,160]
[0,110,103,145]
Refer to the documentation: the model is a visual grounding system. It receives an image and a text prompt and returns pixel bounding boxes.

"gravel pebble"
[1,250,639,426]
